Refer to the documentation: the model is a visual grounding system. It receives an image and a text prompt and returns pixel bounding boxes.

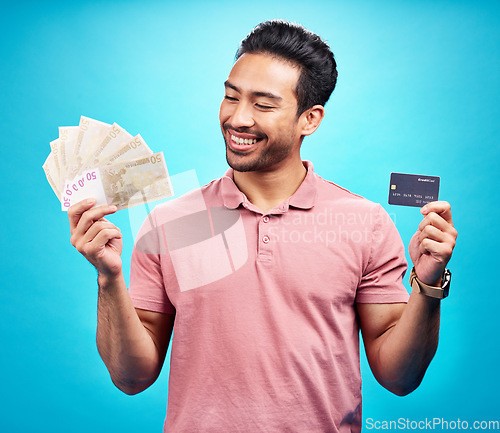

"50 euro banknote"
[61,152,173,211]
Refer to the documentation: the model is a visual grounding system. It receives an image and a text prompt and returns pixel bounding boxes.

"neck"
[233,154,307,213]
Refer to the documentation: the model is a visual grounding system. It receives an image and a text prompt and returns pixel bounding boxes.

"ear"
[299,105,325,136]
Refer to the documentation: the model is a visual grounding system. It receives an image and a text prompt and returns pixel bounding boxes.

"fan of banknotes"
[43,116,173,211]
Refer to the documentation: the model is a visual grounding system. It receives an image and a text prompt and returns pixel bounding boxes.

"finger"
[421,201,453,225]
[81,228,123,258]
[418,237,454,261]
[418,224,456,248]
[75,220,120,249]
[68,198,96,233]
[74,205,118,239]
[418,212,458,237]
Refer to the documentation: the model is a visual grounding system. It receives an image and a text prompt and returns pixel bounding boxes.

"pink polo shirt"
[129,161,409,433]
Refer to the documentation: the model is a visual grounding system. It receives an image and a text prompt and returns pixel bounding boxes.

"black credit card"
[388,172,440,207]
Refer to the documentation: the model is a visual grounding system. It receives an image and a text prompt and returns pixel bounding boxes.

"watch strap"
[409,267,450,299]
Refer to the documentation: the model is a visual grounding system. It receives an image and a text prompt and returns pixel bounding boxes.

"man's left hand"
[409,201,458,286]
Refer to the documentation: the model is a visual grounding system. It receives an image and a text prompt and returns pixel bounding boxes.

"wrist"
[409,267,451,299]
[426,276,442,287]
[98,270,124,290]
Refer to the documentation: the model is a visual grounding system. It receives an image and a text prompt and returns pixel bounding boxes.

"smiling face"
[219,53,306,173]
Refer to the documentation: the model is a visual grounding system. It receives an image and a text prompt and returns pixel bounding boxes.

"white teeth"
[231,134,257,145]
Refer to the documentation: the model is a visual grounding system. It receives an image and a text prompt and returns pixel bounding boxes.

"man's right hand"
[68,198,123,278]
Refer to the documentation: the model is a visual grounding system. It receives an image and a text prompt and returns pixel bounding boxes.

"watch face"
[441,269,451,298]
[442,269,451,288]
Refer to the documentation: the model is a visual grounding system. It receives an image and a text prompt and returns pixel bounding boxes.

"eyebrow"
[224,80,283,101]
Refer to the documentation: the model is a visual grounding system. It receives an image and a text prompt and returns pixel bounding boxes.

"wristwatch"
[409,267,451,299]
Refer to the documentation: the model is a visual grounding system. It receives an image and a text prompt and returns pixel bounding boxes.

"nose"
[230,101,255,129]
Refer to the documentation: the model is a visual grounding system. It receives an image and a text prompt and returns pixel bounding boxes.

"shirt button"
[262,216,270,223]
[262,235,270,244]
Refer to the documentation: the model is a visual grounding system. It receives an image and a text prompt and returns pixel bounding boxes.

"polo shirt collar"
[221,160,317,211]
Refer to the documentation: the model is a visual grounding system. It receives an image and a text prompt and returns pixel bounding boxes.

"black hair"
[236,20,338,116]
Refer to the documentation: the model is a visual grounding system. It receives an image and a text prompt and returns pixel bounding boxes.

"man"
[68,20,457,432]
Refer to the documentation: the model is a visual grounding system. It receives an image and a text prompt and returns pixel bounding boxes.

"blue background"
[1,0,499,431]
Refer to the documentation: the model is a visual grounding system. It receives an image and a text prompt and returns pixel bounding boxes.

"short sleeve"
[129,210,176,314]
[355,205,410,304]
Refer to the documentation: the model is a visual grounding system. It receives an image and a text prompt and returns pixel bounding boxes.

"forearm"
[96,272,162,395]
[371,291,441,395]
